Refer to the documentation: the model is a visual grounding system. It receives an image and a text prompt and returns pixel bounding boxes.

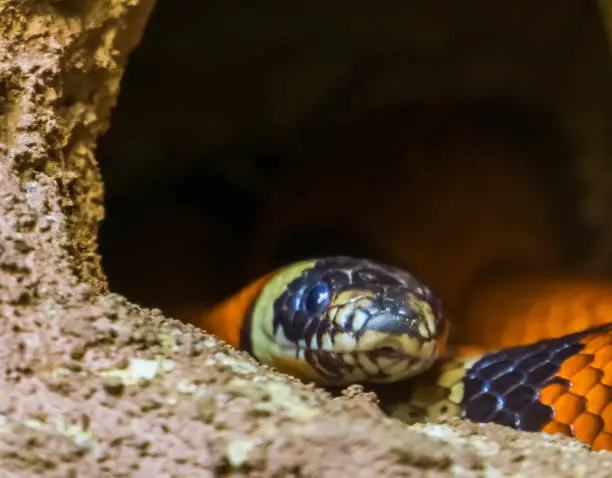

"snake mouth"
[296,342,439,385]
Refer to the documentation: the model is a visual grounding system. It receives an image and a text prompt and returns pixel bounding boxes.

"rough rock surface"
[1,1,612,477]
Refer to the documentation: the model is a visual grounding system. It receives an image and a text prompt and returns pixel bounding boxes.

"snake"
[200,255,612,452]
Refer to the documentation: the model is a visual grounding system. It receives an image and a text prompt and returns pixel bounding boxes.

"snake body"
[201,256,612,452]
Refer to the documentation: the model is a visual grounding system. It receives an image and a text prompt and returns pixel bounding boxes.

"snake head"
[246,256,444,385]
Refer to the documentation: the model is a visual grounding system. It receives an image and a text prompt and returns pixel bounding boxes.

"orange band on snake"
[199,256,612,452]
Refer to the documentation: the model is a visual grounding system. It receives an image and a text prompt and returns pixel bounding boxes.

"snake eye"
[304,282,331,314]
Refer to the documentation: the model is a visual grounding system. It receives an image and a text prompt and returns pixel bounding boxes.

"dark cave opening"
[96,0,610,326]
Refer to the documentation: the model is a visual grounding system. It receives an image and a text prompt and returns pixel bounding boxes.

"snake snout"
[367,286,443,341]
[332,287,443,383]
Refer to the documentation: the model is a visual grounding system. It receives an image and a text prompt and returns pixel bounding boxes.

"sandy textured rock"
[1,1,612,477]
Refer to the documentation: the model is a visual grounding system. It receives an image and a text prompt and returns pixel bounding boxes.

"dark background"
[97,1,612,324]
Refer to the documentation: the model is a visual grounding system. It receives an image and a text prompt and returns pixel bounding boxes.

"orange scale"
[552,393,586,425]
[570,314,594,336]
[602,362,612,386]
[535,305,564,337]
[569,366,603,397]
[540,382,568,406]
[572,412,604,445]
[582,333,612,354]
[541,421,571,437]
[519,325,550,349]
[601,403,612,433]
[540,304,569,332]
[594,302,612,323]
[592,432,612,451]
[557,353,593,381]
[592,345,612,370]
[585,384,612,415]
[501,325,527,349]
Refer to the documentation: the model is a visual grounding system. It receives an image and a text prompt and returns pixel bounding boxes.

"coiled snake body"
[201,255,612,452]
